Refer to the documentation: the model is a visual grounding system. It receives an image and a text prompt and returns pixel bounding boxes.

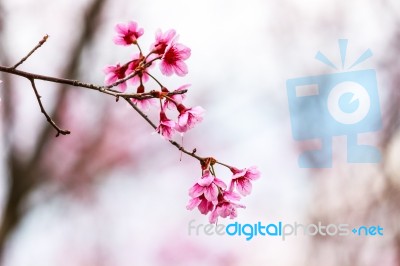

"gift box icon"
[286,40,382,168]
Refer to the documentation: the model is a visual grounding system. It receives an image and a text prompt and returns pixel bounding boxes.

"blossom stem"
[215,161,234,169]
[136,43,143,56]
[145,71,163,88]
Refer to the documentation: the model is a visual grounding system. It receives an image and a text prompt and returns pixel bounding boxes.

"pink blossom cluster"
[187,159,260,223]
[104,21,202,139]
[104,21,260,223]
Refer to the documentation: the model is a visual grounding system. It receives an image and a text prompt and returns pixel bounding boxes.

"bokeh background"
[0,0,399,265]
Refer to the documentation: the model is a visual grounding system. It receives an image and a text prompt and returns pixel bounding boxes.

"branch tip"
[12,34,50,69]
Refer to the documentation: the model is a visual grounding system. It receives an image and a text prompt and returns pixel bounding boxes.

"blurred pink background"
[0,0,399,265]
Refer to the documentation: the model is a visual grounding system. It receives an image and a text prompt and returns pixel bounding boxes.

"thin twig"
[0,66,186,99]
[12,35,49,69]
[29,79,71,137]
[124,97,157,129]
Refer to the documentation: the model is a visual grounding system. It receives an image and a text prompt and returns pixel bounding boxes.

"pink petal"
[186,197,201,210]
[232,169,247,179]
[118,82,127,92]
[203,184,218,202]
[217,204,232,218]
[161,119,175,128]
[228,180,235,192]
[223,190,241,201]
[213,177,227,190]
[209,209,219,223]
[113,36,130,46]
[178,113,189,127]
[160,61,174,76]
[104,73,117,85]
[236,178,252,196]
[136,28,144,37]
[198,198,214,215]
[156,123,175,140]
[127,21,138,31]
[103,65,117,73]
[189,106,205,116]
[173,61,188,76]
[115,23,128,34]
[176,43,191,59]
[164,29,176,42]
[189,184,204,198]
[246,166,261,180]
[198,171,214,186]
[229,208,238,219]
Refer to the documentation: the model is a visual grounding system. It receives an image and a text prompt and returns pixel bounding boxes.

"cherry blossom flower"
[229,166,261,196]
[209,192,245,223]
[103,63,129,92]
[113,21,144,46]
[155,111,176,140]
[186,194,214,215]
[188,170,227,202]
[186,169,249,223]
[151,29,176,55]
[176,104,205,133]
[187,170,227,216]
[160,39,191,76]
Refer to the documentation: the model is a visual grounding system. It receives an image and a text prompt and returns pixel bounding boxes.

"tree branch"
[0,64,198,159]
[0,65,186,98]
[12,34,48,69]
[29,79,70,137]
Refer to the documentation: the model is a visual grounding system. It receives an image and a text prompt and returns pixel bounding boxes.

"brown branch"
[0,65,186,99]
[12,34,48,69]
[29,79,70,137]
[0,64,201,159]
[0,64,187,137]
